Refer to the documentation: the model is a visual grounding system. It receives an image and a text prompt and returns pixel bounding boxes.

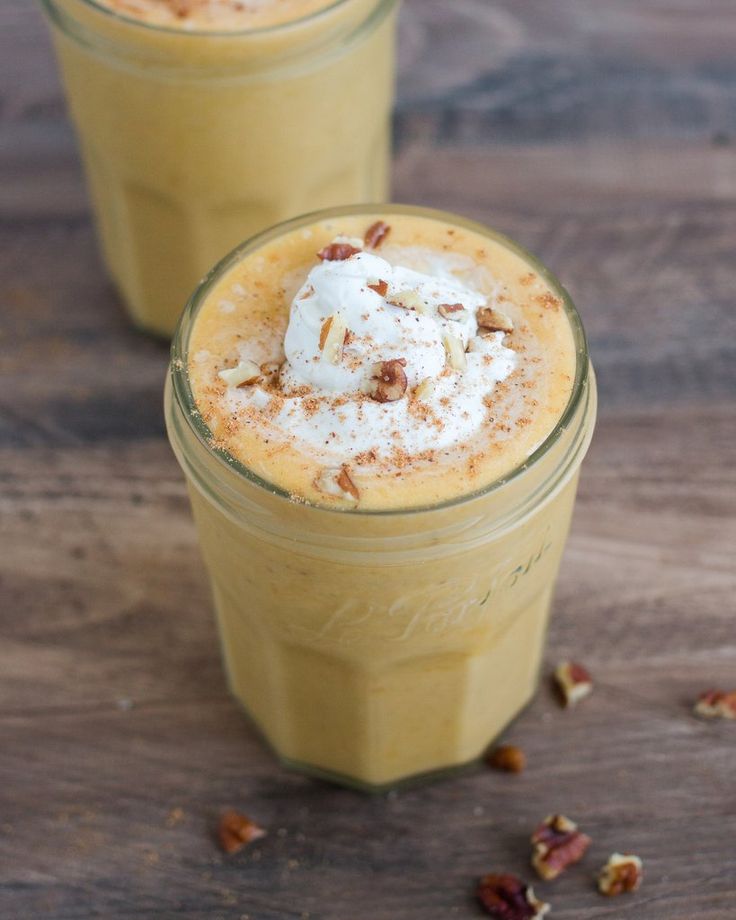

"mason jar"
[41,0,398,336]
[165,205,597,790]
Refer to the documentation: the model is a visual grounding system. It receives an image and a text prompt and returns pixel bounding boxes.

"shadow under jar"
[165,204,597,790]
[41,0,398,337]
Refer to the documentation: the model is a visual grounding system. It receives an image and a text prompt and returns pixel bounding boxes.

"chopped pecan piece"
[366,279,388,297]
[388,289,427,313]
[694,689,736,720]
[443,332,467,371]
[487,744,526,774]
[314,465,360,503]
[336,465,360,502]
[367,279,389,297]
[477,873,549,919]
[369,358,408,403]
[531,814,591,881]
[553,661,593,707]
[597,853,643,896]
[218,359,261,388]
[364,220,391,249]
[438,302,467,320]
[317,242,361,262]
[319,316,332,351]
[217,810,266,855]
[477,307,514,334]
[319,313,348,365]
[413,377,436,402]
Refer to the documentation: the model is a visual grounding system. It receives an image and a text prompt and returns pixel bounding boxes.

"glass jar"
[165,204,597,790]
[41,0,398,336]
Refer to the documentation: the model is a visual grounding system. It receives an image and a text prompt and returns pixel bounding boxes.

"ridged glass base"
[230,688,535,794]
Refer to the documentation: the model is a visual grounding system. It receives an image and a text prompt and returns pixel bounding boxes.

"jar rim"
[169,203,591,518]
[41,0,372,38]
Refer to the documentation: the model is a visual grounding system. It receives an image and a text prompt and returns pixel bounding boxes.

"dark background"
[1,1,735,918]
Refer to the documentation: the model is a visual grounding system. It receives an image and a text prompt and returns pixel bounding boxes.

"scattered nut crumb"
[597,853,643,896]
[553,661,593,707]
[531,814,591,881]
[217,811,266,855]
[487,744,526,774]
[693,689,736,720]
[477,873,549,919]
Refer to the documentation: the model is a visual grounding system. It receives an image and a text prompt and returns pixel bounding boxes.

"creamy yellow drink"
[42,0,398,337]
[165,205,597,789]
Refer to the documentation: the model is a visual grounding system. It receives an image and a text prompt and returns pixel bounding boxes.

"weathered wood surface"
[1,1,735,918]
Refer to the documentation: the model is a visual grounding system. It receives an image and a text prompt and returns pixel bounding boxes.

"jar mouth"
[169,203,591,518]
[44,0,371,38]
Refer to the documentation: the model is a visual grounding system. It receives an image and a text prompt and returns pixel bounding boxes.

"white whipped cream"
[224,246,517,463]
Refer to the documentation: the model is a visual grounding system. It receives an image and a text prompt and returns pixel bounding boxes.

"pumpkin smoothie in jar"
[166,204,597,789]
[41,0,398,336]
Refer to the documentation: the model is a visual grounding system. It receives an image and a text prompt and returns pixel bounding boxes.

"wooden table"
[2,2,735,917]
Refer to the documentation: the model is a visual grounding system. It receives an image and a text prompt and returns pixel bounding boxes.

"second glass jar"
[42,0,398,336]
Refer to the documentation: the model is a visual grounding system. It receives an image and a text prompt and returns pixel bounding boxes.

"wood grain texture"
[1,1,735,918]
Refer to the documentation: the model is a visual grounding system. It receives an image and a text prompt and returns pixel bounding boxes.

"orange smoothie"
[42,0,398,336]
[165,205,597,788]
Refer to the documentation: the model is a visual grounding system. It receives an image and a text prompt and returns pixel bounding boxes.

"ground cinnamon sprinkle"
[262,396,284,419]
[302,397,320,417]
[283,384,312,398]
[533,292,562,310]
[236,405,267,429]
[388,447,413,469]
[407,400,432,422]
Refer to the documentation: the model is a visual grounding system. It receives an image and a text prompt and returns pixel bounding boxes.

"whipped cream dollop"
[281,250,484,392]
[224,243,517,464]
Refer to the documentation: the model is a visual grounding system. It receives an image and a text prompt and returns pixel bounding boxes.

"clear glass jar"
[165,204,597,790]
[41,0,398,336]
